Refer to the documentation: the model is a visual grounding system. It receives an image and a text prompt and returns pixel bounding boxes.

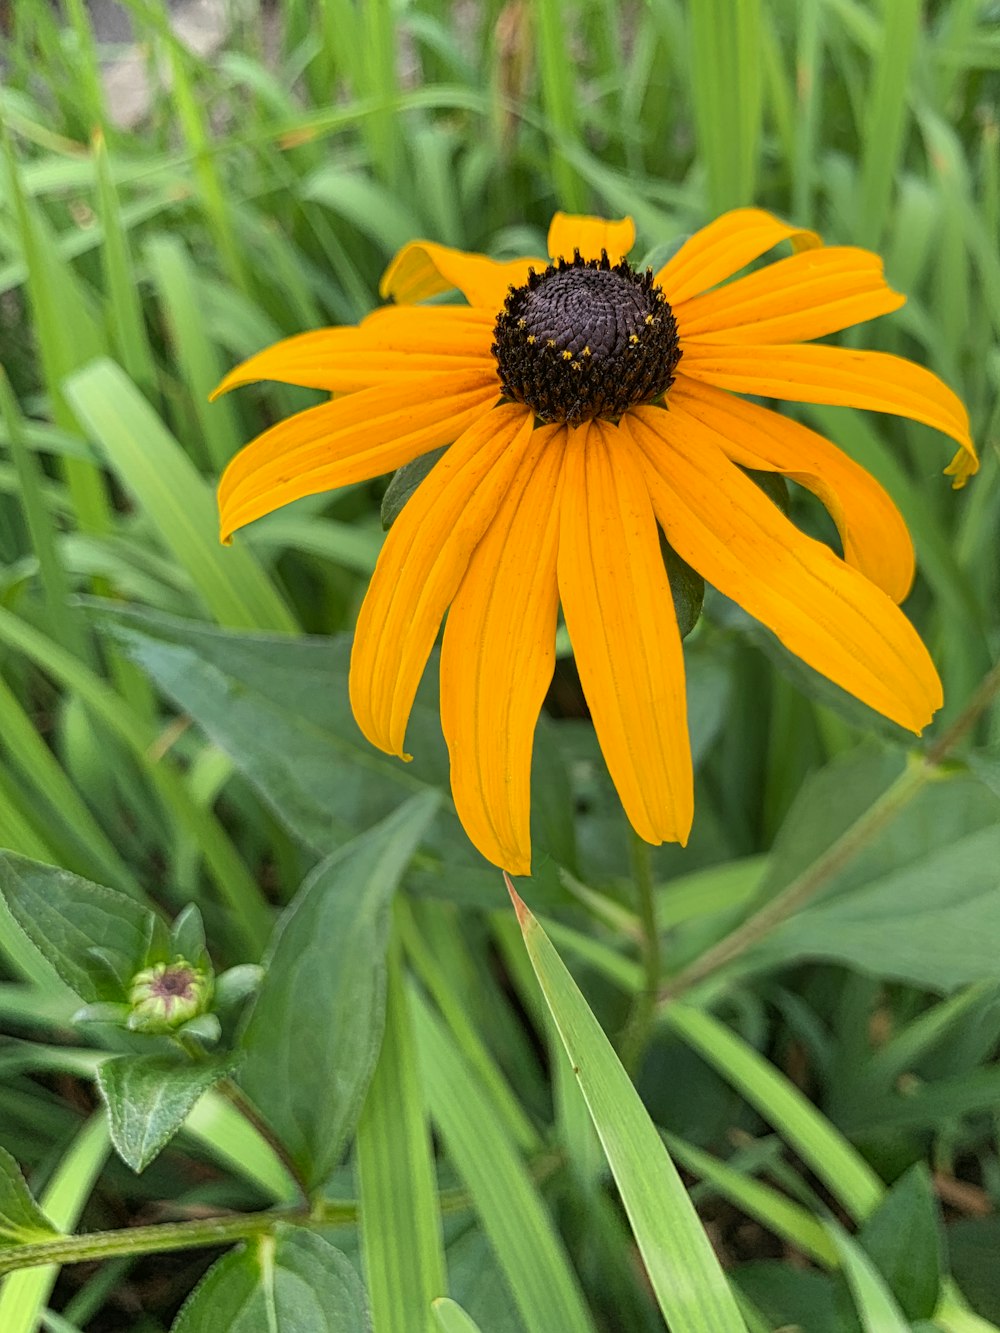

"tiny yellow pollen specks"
[571,360,582,371]
[628,333,640,346]
[526,334,536,344]
[517,318,527,329]
[644,314,655,325]
[561,349,573,361]
[546,338,556,348]
[582,346,592,357]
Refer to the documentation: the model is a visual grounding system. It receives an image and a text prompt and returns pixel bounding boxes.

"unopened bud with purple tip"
[128,958,212,1033]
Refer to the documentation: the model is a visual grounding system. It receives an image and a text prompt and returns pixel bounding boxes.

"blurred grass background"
[1,0,999,1329]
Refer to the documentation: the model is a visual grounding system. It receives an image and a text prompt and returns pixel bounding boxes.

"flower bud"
[128,958,211,1033]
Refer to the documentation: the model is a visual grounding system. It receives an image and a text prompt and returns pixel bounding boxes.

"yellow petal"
[218,372,499,541]
[625,405,943,732]
[655,208,822,306]
[944,447,978,490]
[546,212,636,262]
[349,404,535,759]
[670,378,915,603]
[557,419,693,846]
[212,308,496,398]
[675,246,905,344]
[440,425,567,875]
[379,240,542,309]
[678,342,978,477]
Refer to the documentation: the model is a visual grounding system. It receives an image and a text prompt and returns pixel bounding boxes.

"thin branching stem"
[659,657,1000,1005]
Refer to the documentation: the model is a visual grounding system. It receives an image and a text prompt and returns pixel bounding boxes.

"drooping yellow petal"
[349,404,535,759]
[626,405,943,732]
[380,240,542,309]
[675,247,905,344]
[677,343,978,478]
[212,308,496,398]
[546,212,635,262]
[670,378,915,603]
[557,420,693,846]
[218,372,500,541]
[655,208,822,306]
[439,425,567,874]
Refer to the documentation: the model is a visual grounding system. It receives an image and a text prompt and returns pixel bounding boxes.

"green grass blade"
[145,233,243,474]
[0,605,272,956]
[664,1134,838,1268]
[0,1114,109,1333]
[536,0,585,211]
[182,1091,300,1205]
[689,0,763,213]
[507,884,746,1333]
[1,128,111,546]
[0,671,140,896]
[411,987,597,1333]
[664,1002,884,1221]
[63,358,296,634]
[92,130,157,394]
[857,0,922,245]
[356,938,446,1333]
[0,369,81,655]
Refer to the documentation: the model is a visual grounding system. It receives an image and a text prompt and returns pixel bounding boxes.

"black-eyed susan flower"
[215,209,978,876]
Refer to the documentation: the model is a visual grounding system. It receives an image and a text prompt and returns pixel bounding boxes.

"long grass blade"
[507,883,746,1333]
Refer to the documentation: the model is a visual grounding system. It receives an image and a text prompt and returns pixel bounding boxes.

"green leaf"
[356,940,446,1332]
[825,1220,911,1333]
[238,793,440,1189]
[506,886,747,1333]
[63,359,296,634]
[382,449,448,530]
[856,1164,943,1320]
[432,1299,484,1333]
[96,1055,237,1174]
[97,605,573,909]
[0,1147,60,1248]
[663,1003,884,1223]
[411,990,596,1333]
[171,1226,370,1332]
[750,823,1000,990]
[661,535,704,640]
[0,852,156,1002]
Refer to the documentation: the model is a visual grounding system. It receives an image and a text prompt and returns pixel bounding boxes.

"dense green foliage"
[0,0,999,1328]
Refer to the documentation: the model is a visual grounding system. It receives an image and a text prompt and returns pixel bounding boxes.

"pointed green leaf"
[0,853,156,1002]
[238,793,440,1188]
[96,605,573,909]
[0,1148,60,1248]
[432,1299,485,1333]
[857,1164,943,1320]
[382,447,447,529]
[171,1226,370,1332]
[825,1221,911,1333]
[507,884,746,1333]
[97,1055,237,1173]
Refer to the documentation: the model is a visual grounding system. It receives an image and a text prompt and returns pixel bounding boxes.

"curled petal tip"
[945,444,979,489]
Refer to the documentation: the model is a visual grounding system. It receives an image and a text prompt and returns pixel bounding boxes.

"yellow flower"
[215,209,978,876]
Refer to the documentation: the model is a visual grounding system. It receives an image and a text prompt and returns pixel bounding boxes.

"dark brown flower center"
[492,251,681,426]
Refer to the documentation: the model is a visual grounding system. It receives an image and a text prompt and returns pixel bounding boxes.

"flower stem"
[660,657,1000,1005]
[0,1207,305,1278]
[618,831,661,1074]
